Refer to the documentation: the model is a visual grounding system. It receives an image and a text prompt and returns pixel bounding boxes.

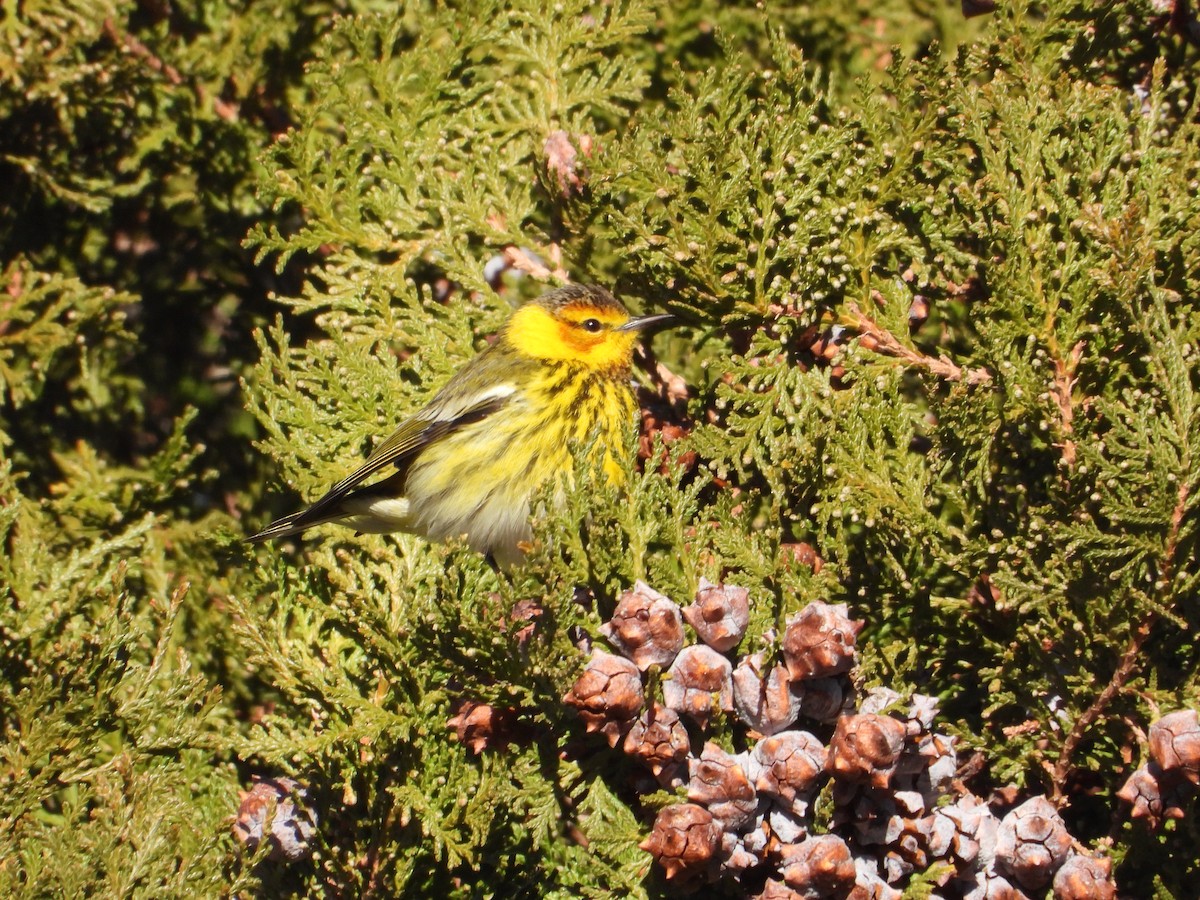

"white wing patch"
[470,383,516,404]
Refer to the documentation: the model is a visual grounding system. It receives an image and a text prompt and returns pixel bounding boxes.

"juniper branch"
[102,18,239,121]
[1050,480,1191,800]
[844,301,992,385]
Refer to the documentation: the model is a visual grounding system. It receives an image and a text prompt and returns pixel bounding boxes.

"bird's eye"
[580,318,603,333]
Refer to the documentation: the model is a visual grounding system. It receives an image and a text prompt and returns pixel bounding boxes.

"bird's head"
[503,284,673,371]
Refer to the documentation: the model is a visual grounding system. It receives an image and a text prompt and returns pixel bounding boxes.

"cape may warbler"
[247,284,672,566]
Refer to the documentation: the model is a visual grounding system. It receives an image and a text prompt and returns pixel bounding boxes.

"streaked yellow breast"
[401,362,637,561]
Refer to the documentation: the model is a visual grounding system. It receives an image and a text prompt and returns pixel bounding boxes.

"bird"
[246,284,673,567]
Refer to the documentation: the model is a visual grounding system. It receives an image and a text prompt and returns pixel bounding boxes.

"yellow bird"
[246,284,672,566]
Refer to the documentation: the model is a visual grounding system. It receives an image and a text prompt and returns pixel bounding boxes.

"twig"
[1049,613,1158,802]
[501,245,570,283]
[103,19,239,121]
[1050,341,1085,467]
[104,18,182,85]
[1152,0,1200,47]
[1050,481,1191,800]
[844,301,992,385]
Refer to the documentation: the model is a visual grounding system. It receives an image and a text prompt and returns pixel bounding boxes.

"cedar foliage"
[2,0,1199,896]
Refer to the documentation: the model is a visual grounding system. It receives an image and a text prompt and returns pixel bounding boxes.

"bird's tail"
[244,509,343,544]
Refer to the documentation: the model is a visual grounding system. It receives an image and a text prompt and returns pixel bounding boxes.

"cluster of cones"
[229,582,1199,896]
[562,580,1118,898]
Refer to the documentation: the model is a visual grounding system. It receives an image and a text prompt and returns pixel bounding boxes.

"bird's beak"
[618,313,676,332]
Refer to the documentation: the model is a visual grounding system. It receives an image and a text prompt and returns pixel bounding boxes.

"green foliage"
[0,491,232,897]
[0,262,133,418]
[5,0,1200,896]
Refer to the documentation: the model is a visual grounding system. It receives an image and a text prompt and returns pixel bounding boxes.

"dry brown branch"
[1051,341,1085,467]
[844,301,992,385]
[501,245,570,283]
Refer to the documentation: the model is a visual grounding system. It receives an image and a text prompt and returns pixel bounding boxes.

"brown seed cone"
[881,813,933,883]
[447,700,521,754]
[881,850,912,885]
[1052,852,1116,900]
[908,295,930,329]
[600,581,684,671]
[233,777,317,862]
[743,814,772,858]
[962,871,1029,900]
[905,694,939,734]
[749,730,828,809]
[719,831,761,876]
[1149,708,1200,784]
[887,809,931,857]
[827,714,907,789]
[831,783,896,846]
[509,598,545,650]
[929,793,1000,868]
[782,601,863,681]
[780,834,856,896]
[563,649,644,746]
[683,578,750,652]
[850,858,904,899]
[639,802,722,886]
[768,805,808,844]
[995,796,1073,892]
[638,389,698,472]
[1116,762,1193,828]
[687,742,758,830]
[623,703,689,776]
[663,644,734,729]
[794,676,848,722]
[892,791,926,818]
[778,541,824,573]
[1117,765,1162,823]
[758,878,805,900]
[733,651,800,735]
[543,129,585,195]
[915,732,959,803]
[858,686,902,716]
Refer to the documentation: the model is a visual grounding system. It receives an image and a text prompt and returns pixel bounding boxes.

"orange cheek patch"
[557,322,604,357]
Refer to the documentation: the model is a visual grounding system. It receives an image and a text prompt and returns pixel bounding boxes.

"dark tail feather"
[246,468,410,543]
[244,508,342,544]
[244,474,376,543]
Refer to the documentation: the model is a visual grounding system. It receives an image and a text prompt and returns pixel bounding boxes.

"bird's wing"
[339,380,517,495]
[245,384,514,542]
